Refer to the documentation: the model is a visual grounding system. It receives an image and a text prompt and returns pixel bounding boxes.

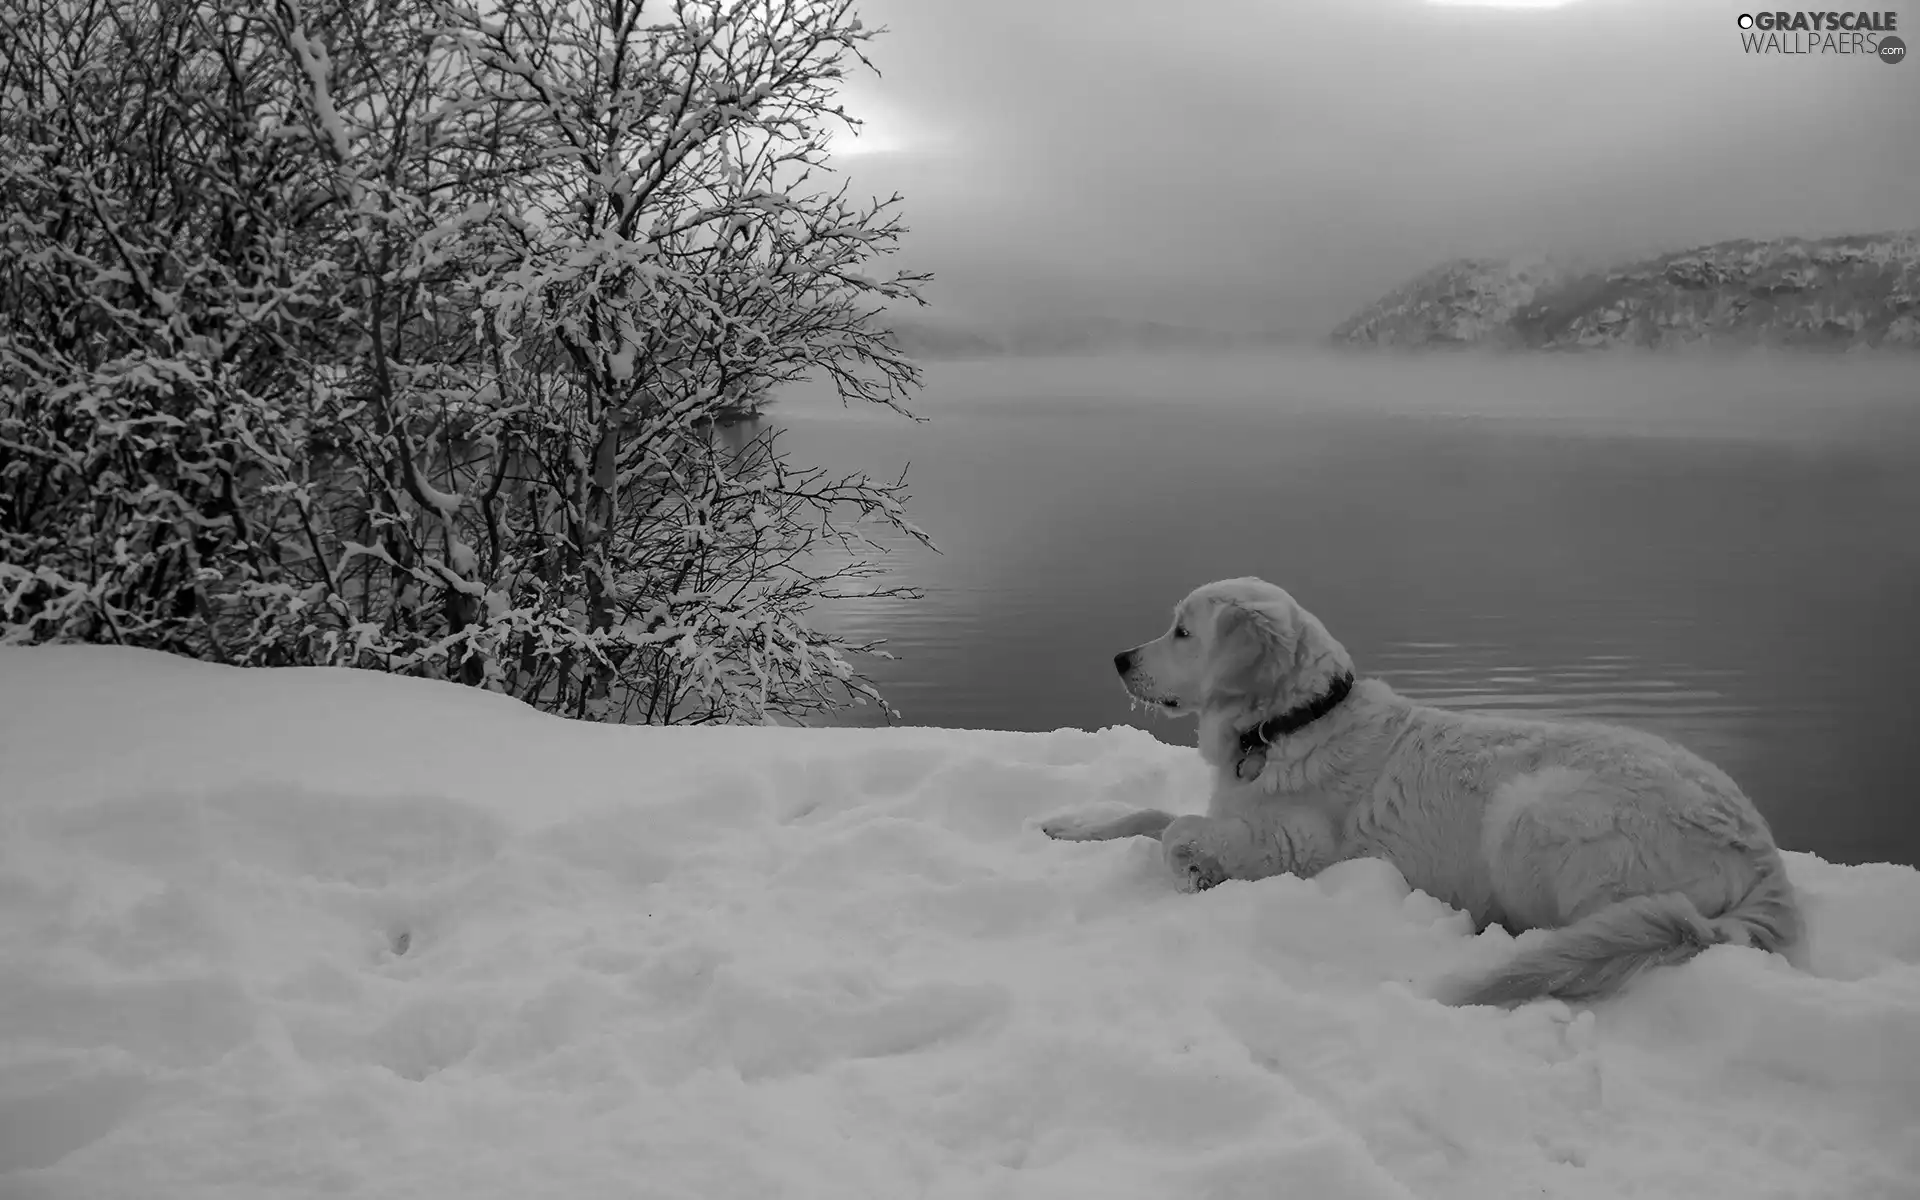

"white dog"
[1042,577,1805,1007]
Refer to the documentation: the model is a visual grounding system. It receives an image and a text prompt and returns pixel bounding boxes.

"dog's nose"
[1113,650,1133,675]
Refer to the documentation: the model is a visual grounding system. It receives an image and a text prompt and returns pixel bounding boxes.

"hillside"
[1333,232,1920,351]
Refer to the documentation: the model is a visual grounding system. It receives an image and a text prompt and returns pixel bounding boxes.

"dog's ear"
[1206,600,1294,707]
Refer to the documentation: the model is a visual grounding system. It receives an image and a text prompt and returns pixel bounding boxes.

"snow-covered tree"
[1,0,930,723]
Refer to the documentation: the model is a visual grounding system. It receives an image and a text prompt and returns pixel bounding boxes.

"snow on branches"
[0,0,930,724]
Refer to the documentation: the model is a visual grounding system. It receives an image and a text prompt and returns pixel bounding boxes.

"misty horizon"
[825,0,1919,337]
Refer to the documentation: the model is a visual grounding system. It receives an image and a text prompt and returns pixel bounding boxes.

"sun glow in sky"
[826,93,930,158]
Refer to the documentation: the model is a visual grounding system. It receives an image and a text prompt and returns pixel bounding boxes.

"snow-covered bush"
[0,0,930,723]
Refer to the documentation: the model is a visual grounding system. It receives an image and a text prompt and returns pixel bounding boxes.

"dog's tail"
[1437,863,1803,1009]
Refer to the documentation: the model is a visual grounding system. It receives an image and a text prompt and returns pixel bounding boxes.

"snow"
[2,648,1917,1200]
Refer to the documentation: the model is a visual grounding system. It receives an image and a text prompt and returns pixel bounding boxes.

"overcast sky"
[826,0,1920,335]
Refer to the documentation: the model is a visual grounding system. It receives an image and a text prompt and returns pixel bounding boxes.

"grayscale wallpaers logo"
[1736,10,1905,60]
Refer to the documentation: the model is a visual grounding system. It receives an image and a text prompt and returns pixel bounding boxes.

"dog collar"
[1233,672,1356,782]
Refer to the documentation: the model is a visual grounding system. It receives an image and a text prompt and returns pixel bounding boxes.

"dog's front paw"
[1040,811,1113,841]
[1164,839,1228,893]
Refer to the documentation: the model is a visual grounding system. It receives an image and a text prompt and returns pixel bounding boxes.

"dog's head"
[1113,577,1353,722]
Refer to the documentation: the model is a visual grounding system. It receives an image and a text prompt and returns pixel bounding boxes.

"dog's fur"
[1042,577,1805,1007]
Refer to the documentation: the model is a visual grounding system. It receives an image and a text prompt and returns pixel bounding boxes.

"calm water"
[759,350,1920,868]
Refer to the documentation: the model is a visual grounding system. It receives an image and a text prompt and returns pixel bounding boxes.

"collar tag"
[1234,748,1268,782]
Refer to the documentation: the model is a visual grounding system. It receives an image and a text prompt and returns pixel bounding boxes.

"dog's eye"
[1173,625,1189,639]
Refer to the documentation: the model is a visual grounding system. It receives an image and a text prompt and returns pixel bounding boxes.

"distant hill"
[1332,231,1920,352]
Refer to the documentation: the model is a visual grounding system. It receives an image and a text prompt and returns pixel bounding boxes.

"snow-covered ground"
[2,648,1917,1200]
